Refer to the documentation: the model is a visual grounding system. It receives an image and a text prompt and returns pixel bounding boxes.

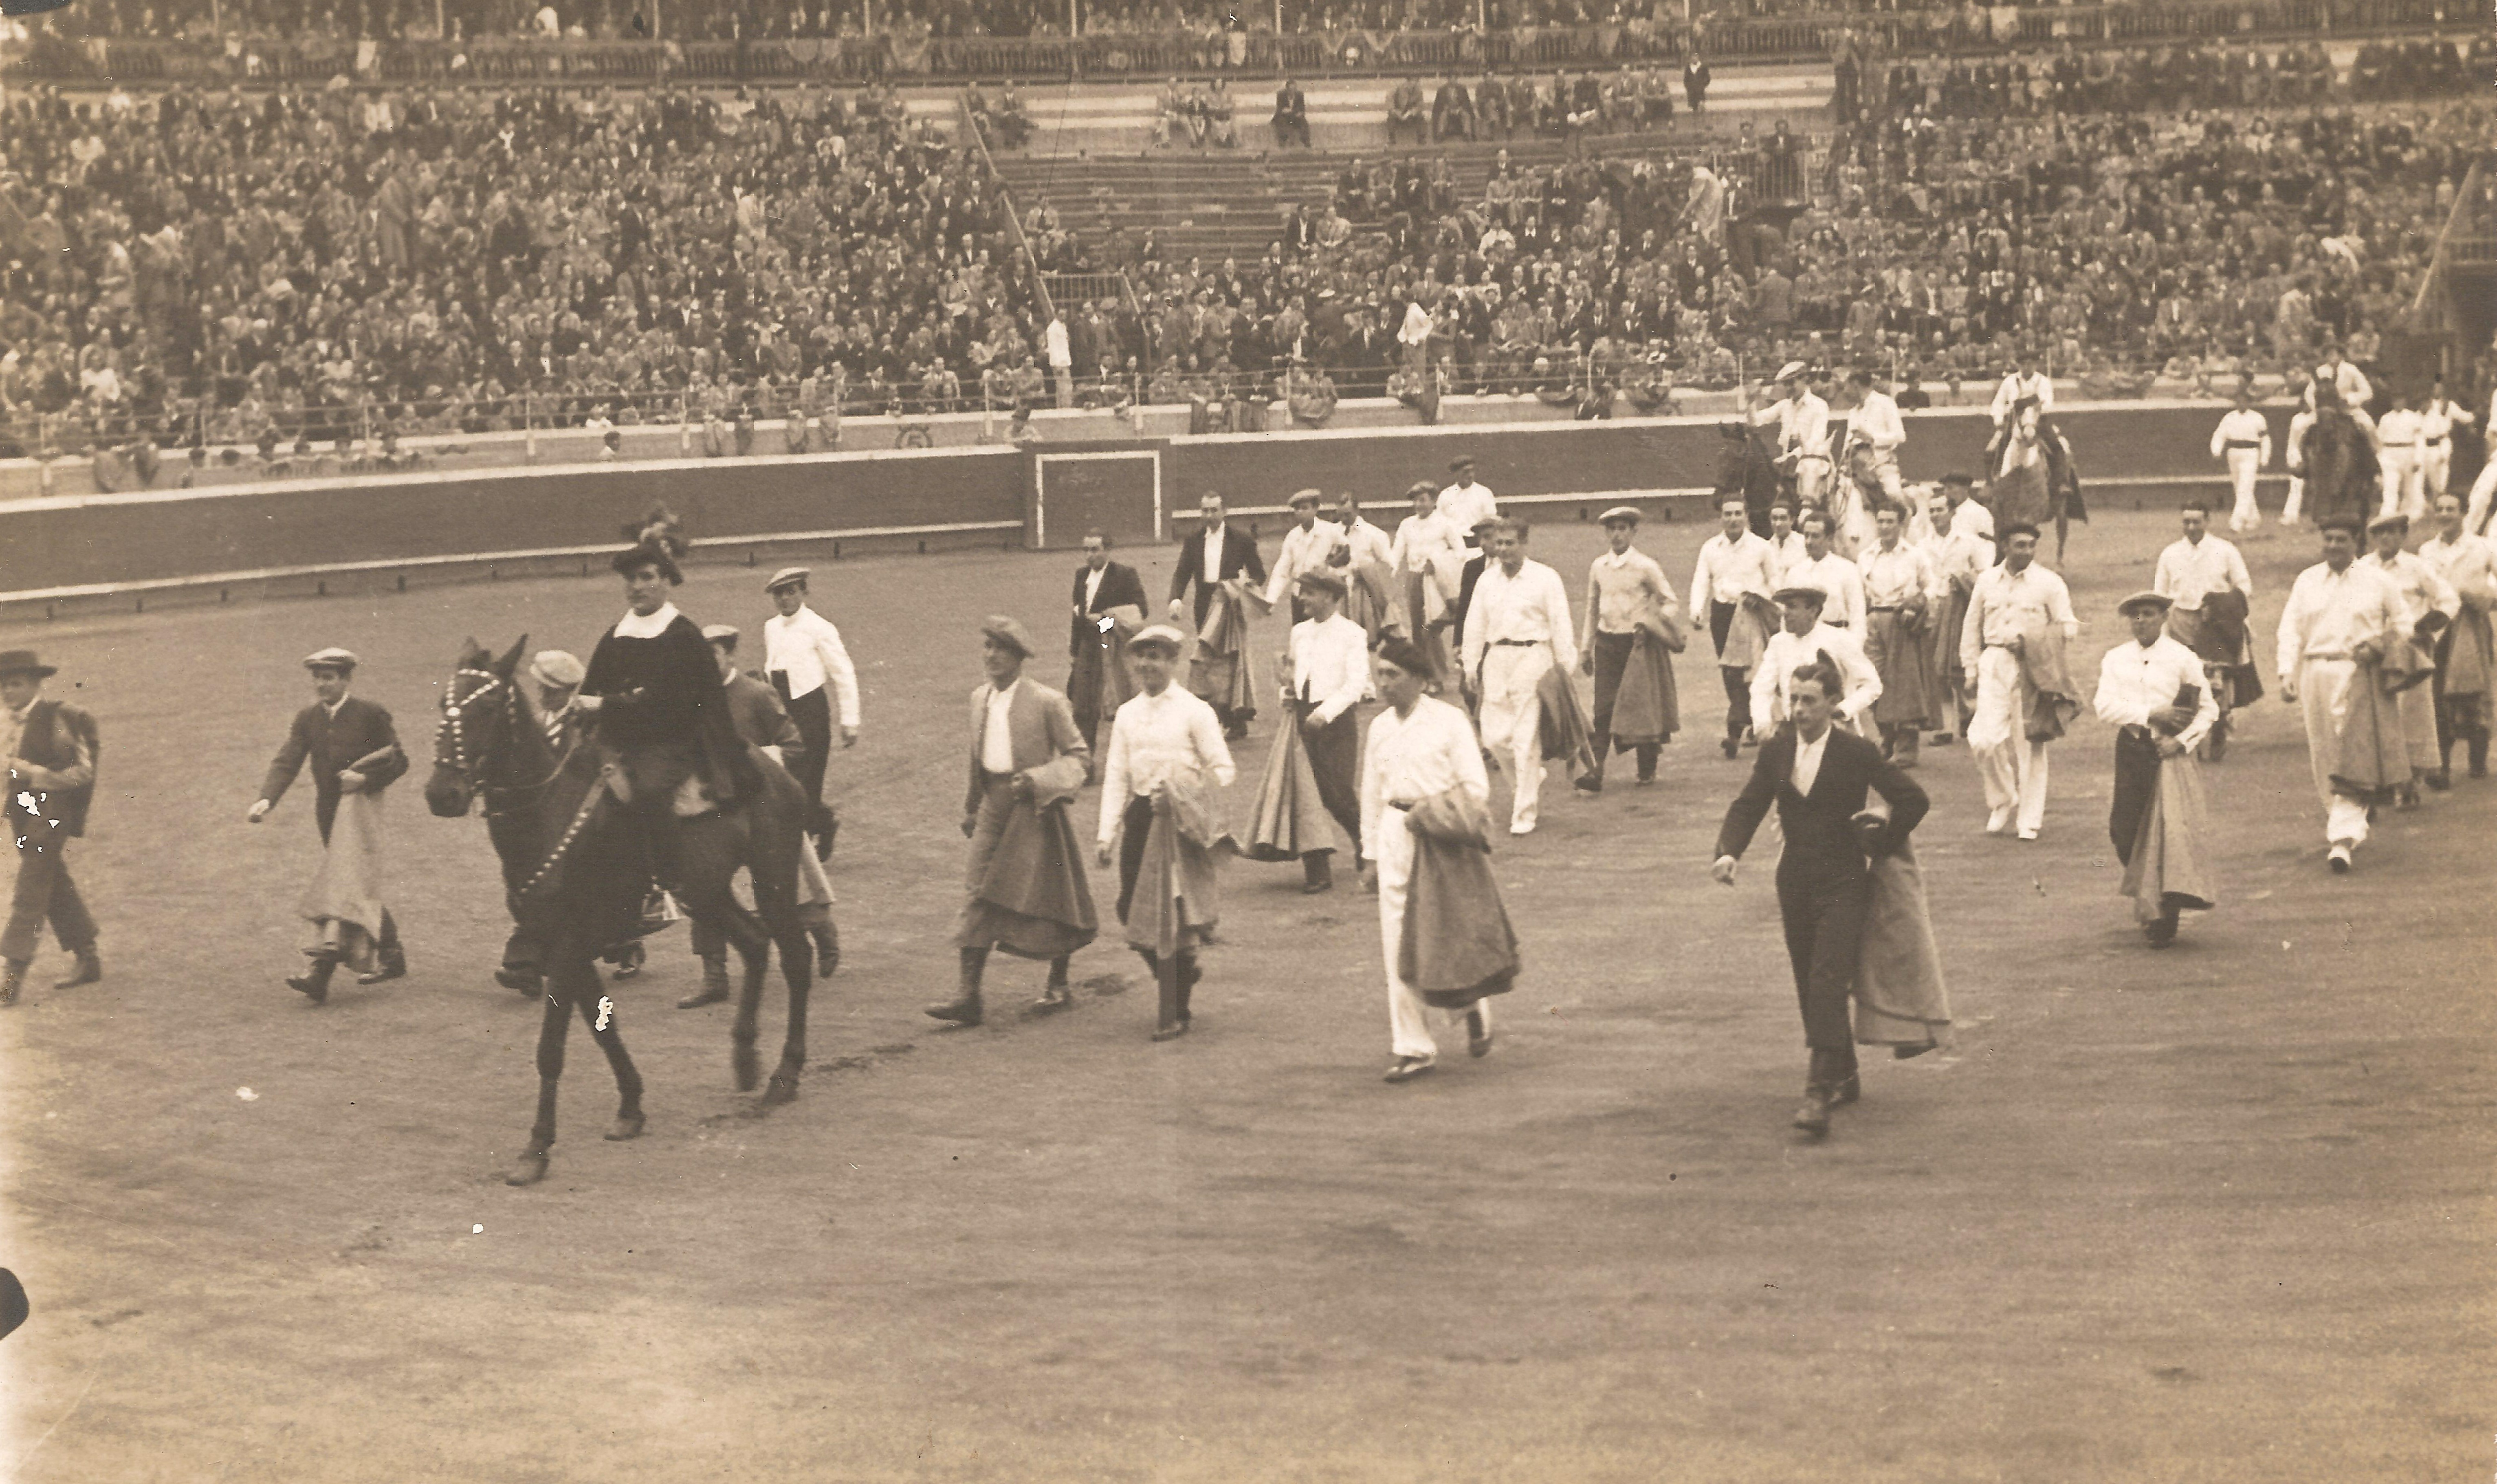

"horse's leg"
[576,984,646,1140]
[759,882,813,1106]
[508,978,574,1186]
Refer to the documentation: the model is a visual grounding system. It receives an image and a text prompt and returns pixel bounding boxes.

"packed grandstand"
[0,2,2492,484]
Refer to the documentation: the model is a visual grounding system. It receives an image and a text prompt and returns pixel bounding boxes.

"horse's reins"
[438,664,601,895]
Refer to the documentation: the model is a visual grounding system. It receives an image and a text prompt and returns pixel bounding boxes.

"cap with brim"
[301,646,358,671]
[764,565,810,591]
[1448,455,1476,472]
[1773,585,1828,606]
[1129,623,1188,651]
[980,615,1038,659]
[1296,570,1348,597]
[702,624,740,644]
[2318,516,2365,537]
[1774,360,1808,382]
[1406,479,1438,497]
[1287,488,1324,508]
[2366,511,2408,532]
[1471,516,1503,532]
[2115,591,2174,616]
[1597,504,1642,525]
[528,650,586,687]
[0,650,58,680]
[1941,472,1973,486]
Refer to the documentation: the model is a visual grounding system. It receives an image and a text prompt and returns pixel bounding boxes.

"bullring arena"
[2,20,2496,1480]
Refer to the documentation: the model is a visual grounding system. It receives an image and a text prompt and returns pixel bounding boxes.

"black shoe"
[1151,1019,1190,1042]
[1721,737,1739,759]
[1029,984,1076,1014]
[2425,769,2452,792]
[1831,1073,1860,1106]
[1383,1055,1436,1082]
[1792,1086,1832,1135]
[924,996,983,1027]
[287,967,332,1005]
[815,811,838,861]
[494,965,541,992]
[677,959,731,1009]
[52,949,101,990]
[2144,914,2180,949]
[356,953,407,987]
[1465,1007,1493,1058]
[1573,776,1603,795]
[607,941,643,980]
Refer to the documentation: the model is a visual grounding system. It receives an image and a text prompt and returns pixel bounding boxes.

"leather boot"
[1302,850,1335,894]
[924,948,986,1025]
[0,958,24,1008]
[356,945,406,986]
[53,946,102,990]
[1830,1048,1861,1106]
[678,951,731,1009]
[287,956,337,1005]
[2469,738,2489,778]
[1792,1049,1836,1134]
[1030,955,1075,1013]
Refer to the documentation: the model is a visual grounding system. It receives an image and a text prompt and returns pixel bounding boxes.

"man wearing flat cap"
[1437,456,1498,546]
[2277,517,2406,871]
[2,651,101,1007]
[1267,488,1353,622]
[930,616,1098,1027]
[1279,569,1372,890]
[249,647,410,1002]
[2093,591,2219,948]
[1751,583,1881,739]
[2358,511,2460,805]
[1577,506,1681,791]
[761,566,860,860]
[1959,523,2078,841]
[1097,623,1235,1036]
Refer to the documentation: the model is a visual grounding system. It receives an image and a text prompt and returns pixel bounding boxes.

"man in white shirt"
[1764,501,1808,579]
[1781,511,1866,631]
[2305,347,2371,415]
[2208,387,2274,534]
[1266,487,1350,618]
[2420,491,2497,783]
[2276,519,2404,870]
[1575,505,1680,791]
[2418,378,2471,508]
[1922,488,1989,743]
[2375,390,2426,523]
[1941,471,1994,546]
[2151,499,2254,661]
[2093,591,2221,948]
[1390,480,1467,667]
[1437,455,1498,545]
[1840,367,1908,546]
[1751,584,1880,737]
[1461,518,1579,835]
[1752,363,1834,509]
[1691,497,1781,758]
[1361,636,1500,1083]
[1859,505,1944,765]
[1280,572,1373,891]
[1959,523,2079,840]
[1095,623,1236,1031]
[761,567,861,859]
[2359,511,2461,800]
[1990,352,2053,426]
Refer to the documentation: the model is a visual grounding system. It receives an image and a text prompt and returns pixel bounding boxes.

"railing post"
[524,391,539,464]
[679,390,692,457]
[36,415,53,496]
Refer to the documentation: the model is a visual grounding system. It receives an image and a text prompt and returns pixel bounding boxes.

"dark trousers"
[1115,792,1156,922]
[783,686,834,832]
[1777,868,1869,1053]
[1300,704,1364,860]
[3,821,96,963]
[1588,629,1659,779]
[1712,601,1752,741]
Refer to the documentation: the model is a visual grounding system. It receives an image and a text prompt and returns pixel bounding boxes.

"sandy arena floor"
[1,503,2489,1482]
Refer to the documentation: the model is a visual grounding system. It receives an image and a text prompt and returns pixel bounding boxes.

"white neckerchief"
[614,602,682,639]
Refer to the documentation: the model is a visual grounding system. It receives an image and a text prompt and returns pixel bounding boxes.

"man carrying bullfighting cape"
[1361,637,1517,1084]
[1243,570,1372,892]
[1575,505,1681,793]
[930,616,1098,1027]
[2093,592,2221,948]
[1859,504,1943,766]
[1097,624,1236,1039]
[249,647,410,1004]
[1067,529,1150,754]
[1168,492,1269,740]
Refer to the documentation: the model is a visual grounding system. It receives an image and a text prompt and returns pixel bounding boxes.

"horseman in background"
[1835,366,1910,556]
[1751,363,1837,519]
[1987,394,2087,565]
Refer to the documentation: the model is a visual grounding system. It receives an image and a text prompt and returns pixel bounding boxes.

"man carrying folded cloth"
[2092,592,2221,949]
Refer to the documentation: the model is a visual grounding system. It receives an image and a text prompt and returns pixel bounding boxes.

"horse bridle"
[437,664,569,817]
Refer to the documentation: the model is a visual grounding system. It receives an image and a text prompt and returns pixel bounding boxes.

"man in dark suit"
[249,647,411,999]
[1711,660,1928,1137]
[1069,529,1151,744]
[1272,77,1311,149]
[1168,492,1269,738]
[2,649,101,1007]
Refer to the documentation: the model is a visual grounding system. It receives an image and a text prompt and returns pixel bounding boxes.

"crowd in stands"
[0,81,1078,460]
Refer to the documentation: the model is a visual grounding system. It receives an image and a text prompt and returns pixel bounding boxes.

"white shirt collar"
[322,695,350,717]
[1595,546,1641,567]
[614,602,682,639]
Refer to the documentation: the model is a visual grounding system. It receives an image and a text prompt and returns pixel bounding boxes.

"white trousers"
[2422,441,2451,506]
[2377,447,2421,521]
[1374,813,1489,1060]
[2224,448,2263,531]
[2299,657,2371,849]
[1478,644,1553,831]
[1969,646,2050,833]
[2282,472,2306,525]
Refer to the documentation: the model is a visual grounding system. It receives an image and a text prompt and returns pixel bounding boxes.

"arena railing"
[3,0,2459,86]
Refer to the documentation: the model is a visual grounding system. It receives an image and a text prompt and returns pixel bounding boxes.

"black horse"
[425,637,820,1187]
[1716,420,1786,537]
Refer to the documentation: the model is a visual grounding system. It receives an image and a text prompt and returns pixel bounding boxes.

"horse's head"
[425,633,529,818]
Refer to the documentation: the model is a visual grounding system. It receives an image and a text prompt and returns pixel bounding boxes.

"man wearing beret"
[761,566,860,861]
[2,651,101,1007]
[249,648,410,1002]
[929,616,1098,1027]
[2092,591,2219,948]
[1437,456,1499,548]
